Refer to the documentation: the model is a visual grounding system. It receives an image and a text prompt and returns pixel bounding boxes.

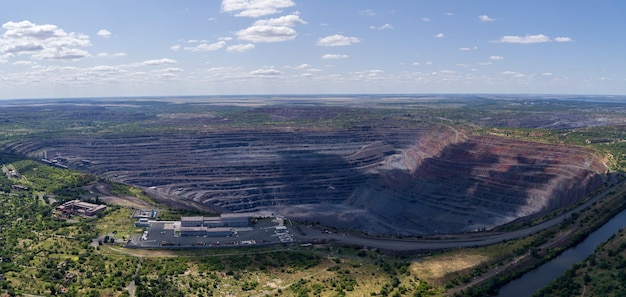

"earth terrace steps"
[407,138,603,206]
[3,127,607,235]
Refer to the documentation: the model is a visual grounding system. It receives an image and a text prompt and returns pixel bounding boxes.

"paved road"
[301,178,624,251]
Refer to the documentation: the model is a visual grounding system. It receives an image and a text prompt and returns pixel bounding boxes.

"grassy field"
[411,253,489,285]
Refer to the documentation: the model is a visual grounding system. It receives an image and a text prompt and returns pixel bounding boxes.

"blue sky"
[0,0,625,99]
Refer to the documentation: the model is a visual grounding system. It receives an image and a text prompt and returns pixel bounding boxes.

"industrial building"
[180,213,250,228]
[135,218,150,227]
[179,226,234,237]
[57,200,107,217]
[178,213,250,236]
[180,216,204,227]
[11,185,29,191]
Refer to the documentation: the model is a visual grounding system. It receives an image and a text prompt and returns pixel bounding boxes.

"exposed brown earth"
[5,124,607,235]
[83,182,154,209]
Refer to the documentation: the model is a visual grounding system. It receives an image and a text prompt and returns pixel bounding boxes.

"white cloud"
[351,69,383,78]
[555,36,573,42]
[0,20,91,60]
[542,72,553,76]
[478,15,494,22]
[496,34,550,44]
[317,34,360,46]
[227,43,255,52]
[201,66,245,80]
[286,63,322,73]
[370,24,393,30]
[490,55,504,60]
[500,71,527,78]
[435,70,456,75]
[170,45,181,51]
[237,25,297,42]
[0,60,200,90]
[3,21,67,40]
[250,67,280,76]
[459,46,478,51]
[88,65,122,72]
[221,0,295,17]
[12,60,34,66]
[153,67,184,73]
[96,52,126,57]
[97,29,111,38]
[3,43,43,53]
[254,14,306,27]
[359,9,377,16]
[236,14,305,42]
[322,54,349,59]
[184,41,227,51]
[142,58,177,65]
[35,48,90,60]
[286,63,311,69]
[496,34,573,44]
[421,17,431,22]
[436,33,445,38]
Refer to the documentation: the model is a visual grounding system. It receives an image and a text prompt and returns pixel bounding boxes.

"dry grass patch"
[96,207,139,237]
[411,252,489,284]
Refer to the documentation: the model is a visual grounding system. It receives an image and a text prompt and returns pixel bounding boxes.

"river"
[497,208,626,297]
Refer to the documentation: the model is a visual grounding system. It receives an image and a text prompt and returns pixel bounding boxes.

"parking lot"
[127,217,296,248]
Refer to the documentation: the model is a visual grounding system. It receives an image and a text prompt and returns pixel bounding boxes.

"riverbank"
[447,179,626,296]
[534,226,626,296]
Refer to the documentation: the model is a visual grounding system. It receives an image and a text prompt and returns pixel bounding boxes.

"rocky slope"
[4,126,607,235]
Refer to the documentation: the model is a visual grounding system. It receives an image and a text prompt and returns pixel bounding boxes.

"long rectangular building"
[179,226,234,237]
[180,216,204,227]
[180,214,250,228]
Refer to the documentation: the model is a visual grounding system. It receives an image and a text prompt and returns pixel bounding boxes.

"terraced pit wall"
[4,126,607,235]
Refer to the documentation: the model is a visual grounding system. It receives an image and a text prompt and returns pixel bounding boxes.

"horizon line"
[2,92,626,102]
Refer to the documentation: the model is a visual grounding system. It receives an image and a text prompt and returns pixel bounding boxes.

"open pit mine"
[5,120,607,236]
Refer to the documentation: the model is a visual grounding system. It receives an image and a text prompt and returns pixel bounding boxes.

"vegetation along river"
[497,208,626,297]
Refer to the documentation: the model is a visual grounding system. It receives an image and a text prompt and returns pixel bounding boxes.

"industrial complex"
[178,214,249,236]
[129,212,295,248]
